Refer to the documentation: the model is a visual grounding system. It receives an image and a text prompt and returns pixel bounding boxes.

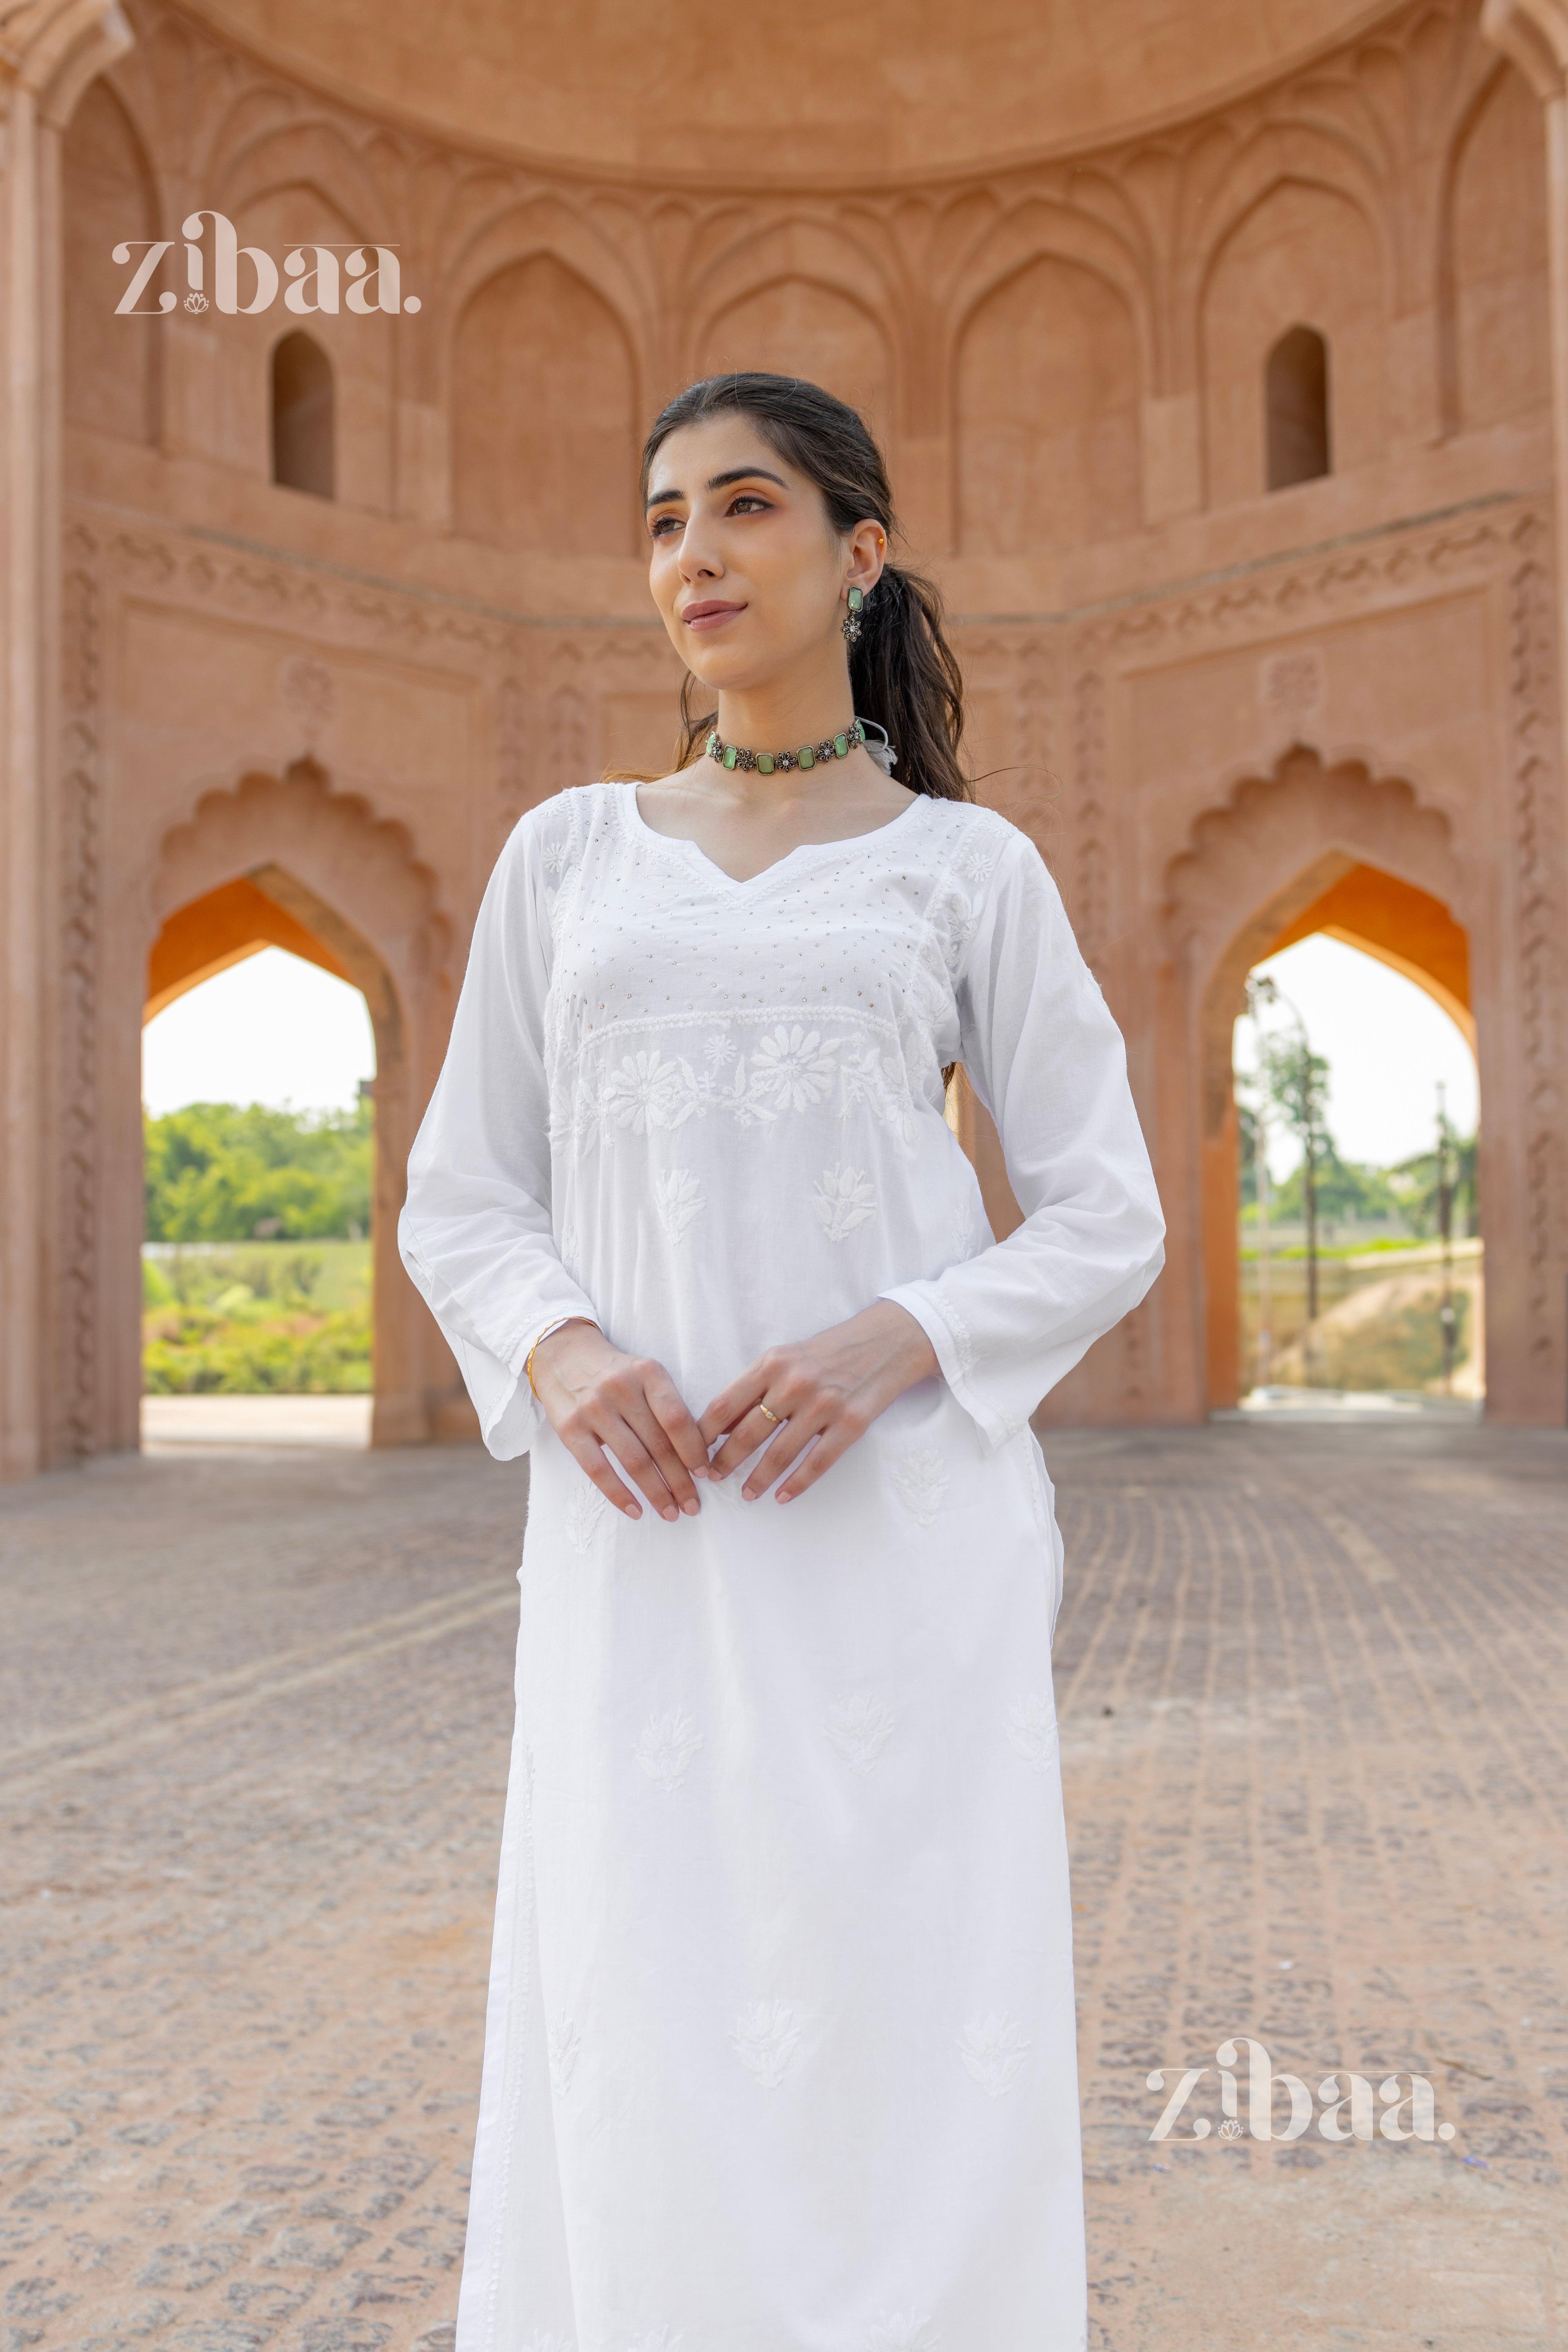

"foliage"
[141,1241,370,1393]
[1265,1145,1402,1223]
[1260,1033,1331,1169]
[144,1099,372,1242]
[1388,1128,1480,1240]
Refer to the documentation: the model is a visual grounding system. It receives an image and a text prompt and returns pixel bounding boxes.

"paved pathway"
[1,1419,1563,2350]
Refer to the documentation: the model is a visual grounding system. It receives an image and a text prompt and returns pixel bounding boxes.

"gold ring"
[758,1402,782,1425]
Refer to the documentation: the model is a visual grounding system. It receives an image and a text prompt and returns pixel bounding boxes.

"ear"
[844,518,887,599]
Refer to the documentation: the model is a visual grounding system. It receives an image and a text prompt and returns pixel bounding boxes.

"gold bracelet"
[526,1317,597,1398]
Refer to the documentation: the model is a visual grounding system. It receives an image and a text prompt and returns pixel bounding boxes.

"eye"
[728,493,771,515]
[647,512,682,539]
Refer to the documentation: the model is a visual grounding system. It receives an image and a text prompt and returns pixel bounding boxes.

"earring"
[842,584,866,647]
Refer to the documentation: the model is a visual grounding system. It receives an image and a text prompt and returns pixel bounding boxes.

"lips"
[681,600,746,630]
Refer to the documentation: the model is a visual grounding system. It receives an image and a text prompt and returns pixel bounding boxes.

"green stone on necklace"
[706,716,866,777]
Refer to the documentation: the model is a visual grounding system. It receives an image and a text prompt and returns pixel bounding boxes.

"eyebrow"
[644,465,789,510]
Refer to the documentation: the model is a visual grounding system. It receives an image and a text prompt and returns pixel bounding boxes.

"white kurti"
[398,779,1165,2352]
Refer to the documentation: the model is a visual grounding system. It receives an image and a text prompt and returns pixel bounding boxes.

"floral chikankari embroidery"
[865,2312,942,2351]
[564,1481,610,1557]
[562,1020,917,1151]
[602,1047,693,1135]
[956,2011,1031,2097]
[813,1163,877,1241]
[1004,1693,1060,1774]
[518,2334,573,2352]
[653,1166,706,1243]
[730,1998,807,2088]
[625,2330,686,2352]
[826,1690,898,1775]
[892,1444,949,1526]
[751,1024,842,1112]
[635,1708,705,1791]
[547,2014,581,2098]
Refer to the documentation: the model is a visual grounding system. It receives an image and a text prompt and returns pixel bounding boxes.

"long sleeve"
[880,828,1166,1452]
[398,806,599,1461]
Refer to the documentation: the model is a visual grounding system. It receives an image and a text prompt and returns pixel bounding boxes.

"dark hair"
[639,372,970,802]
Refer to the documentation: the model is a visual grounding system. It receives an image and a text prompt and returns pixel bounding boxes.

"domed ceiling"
[185,0,1396,178]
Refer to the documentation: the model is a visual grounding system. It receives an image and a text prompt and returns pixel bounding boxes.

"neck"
[713,651,855,754]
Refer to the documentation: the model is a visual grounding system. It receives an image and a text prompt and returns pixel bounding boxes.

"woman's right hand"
[529,1320,710,1523]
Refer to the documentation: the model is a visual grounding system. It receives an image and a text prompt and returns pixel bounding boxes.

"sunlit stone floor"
[2,1416,1564,2351]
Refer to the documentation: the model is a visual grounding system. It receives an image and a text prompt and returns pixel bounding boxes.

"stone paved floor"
[1,1418,1564,2351]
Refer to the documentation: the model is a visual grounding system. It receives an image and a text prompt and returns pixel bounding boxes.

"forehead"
[647,412,805,497]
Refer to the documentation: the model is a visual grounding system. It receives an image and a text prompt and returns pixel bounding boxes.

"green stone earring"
[842,585,866,648]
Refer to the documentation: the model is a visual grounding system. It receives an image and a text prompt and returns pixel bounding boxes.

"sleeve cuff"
[878,1282,1016,1455]
[446,1329,540,1461]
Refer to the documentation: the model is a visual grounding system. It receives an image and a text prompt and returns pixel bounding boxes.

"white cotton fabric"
[399,779,1165,2352]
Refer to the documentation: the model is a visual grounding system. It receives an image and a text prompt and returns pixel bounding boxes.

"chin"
[687,651,771,694]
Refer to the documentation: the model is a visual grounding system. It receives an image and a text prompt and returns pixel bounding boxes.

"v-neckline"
[622,778,927,892]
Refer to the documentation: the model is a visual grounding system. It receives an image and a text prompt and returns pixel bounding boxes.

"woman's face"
[644,413,884,698]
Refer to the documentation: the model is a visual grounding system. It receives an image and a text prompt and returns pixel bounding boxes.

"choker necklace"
[705,716,894,777]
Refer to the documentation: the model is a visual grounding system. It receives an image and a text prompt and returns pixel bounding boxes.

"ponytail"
[643,373,971,804]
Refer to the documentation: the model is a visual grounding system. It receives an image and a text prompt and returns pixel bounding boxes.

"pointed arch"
[1437,56,1550,434]
[147,761,453,1445]
[64,76,163,445]
[1162,745,1470,1408]
[451,251,638,552]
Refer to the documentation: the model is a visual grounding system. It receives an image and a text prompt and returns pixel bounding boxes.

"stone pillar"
[1485,0,1568,770]
[0,1,132,1481]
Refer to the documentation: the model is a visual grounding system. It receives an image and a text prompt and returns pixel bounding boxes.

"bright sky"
[142,947,376,1117]
[1234,933,1478,1179]
[142,933,1480,1179]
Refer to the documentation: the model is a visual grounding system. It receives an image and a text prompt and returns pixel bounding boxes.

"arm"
[397,808,602,1461]
[879,828,1166,1451]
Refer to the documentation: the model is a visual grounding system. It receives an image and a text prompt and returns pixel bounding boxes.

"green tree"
[144,1098,372,1241]
[1262,1032,1331,1361]
[1389,1127,1480,1240]
[1269,1143,1401,1225]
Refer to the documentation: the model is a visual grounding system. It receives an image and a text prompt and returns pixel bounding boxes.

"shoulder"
[920,796,1053,897]
[500,780,622,880]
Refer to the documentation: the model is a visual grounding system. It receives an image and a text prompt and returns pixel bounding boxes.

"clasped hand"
[529,1303,939,1523]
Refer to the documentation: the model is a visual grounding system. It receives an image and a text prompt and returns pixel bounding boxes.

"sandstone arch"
[451,252,639,552]
[695,275,895,448]
[955,251,1143,552]
[145,760,454,1446]
[947,199,1153,377]
[1438,58,1549,434]
[1198,173,1388,503]
[210,122,391,247]
[440,198,648,410]
[64,77,163,445]
[1162,745,1470,1407]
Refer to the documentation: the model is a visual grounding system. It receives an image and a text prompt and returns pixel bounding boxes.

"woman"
[399,372,1165,2352]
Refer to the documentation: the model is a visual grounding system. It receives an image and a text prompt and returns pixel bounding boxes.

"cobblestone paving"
[1,1419,1564,2351]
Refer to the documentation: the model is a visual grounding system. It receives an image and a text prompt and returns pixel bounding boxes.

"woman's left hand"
[699,1299,940,1503]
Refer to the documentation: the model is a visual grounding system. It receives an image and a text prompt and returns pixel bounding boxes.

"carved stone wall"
[17,0,1563,1461]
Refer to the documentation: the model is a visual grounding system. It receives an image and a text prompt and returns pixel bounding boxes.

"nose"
[677,515,722,584]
